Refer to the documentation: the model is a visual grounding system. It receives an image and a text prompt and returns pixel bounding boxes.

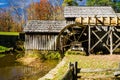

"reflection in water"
[0,66,41,80]
[0,54,58,80]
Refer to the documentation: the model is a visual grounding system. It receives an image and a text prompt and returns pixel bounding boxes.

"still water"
[0,54,58,80]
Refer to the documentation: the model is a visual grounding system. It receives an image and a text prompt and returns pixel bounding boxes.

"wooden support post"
[60,36,64,58]
[110,26,113,55]
[69,62,72,69]
[69,62,74,80]
[88,25,91,55]
[74,62,78,80]
[72,64,75,80]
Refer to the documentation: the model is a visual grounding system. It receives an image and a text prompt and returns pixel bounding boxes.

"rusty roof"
[24,20,66,32]
[64,6,117,17]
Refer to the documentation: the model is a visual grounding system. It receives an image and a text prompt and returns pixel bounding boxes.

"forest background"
[0,0,120,32]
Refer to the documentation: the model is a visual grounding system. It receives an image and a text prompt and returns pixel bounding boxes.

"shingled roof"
[24,20,66,32]
[64,6,117,17]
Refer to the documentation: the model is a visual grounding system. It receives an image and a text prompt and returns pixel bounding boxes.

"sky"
[0,0,39,8]
[0,0,8,7]
[0,0,86,8]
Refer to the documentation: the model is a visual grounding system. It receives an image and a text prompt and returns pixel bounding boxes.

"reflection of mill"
[57,6,120,55]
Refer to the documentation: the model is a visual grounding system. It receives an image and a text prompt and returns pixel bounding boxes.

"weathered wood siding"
[25,34,58,50]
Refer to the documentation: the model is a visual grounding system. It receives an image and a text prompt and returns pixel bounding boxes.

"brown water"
[0,54,58,80]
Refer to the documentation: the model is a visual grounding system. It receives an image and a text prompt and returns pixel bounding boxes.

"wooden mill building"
[24,6,120,55]
[24,20,66,50]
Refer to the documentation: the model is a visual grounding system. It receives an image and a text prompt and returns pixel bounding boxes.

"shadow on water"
[0,53,58,80]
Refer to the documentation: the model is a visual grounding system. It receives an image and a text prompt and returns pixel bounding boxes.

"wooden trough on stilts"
[75,16,120,55]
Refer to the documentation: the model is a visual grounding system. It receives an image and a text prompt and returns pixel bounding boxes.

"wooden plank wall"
[25,34,58,50]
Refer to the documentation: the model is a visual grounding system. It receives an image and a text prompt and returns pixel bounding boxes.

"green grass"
[53,54,120,80]
[0,32,19,36]
[0,46,10,52]
[0,54,5,58]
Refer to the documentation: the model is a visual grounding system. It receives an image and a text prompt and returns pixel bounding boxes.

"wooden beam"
[88,25,91,55]
[80,68,120,73]
[113,42,120,52]
[113,32,120,51]
[92,31,109,51]
[90,30,111,51]
[78,27,87,41]
[113,32,120,44]
[109,26,113,55]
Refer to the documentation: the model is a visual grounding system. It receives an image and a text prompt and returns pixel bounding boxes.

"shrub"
[44,51,61,60]
[25,50,61,60]
[15,40,25,51]
[65,51,86,55]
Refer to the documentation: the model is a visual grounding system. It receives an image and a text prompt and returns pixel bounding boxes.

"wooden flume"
[75,16,120,26]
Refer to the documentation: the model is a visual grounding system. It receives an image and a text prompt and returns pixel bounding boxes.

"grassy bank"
[0,32,19,36]
[0,46,10,52]
[53,54,120,80]
[25,50,61,60]
[0,54,5,58]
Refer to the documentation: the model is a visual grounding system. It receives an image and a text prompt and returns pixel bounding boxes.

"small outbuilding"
[24,20,66,51]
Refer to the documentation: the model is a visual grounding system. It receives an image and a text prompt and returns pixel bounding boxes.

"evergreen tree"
[86,0,120,12]
[62,0,78,6]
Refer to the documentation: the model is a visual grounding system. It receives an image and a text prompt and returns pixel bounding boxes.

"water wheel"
[57,23,88,57]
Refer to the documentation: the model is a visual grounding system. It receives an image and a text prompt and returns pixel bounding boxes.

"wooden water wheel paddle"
[57,23,88,57]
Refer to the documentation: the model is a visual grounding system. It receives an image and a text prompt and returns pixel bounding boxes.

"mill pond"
[0,53,58,80]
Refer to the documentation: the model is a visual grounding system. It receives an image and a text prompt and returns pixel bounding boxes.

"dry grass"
[68,55,120,69]
[53,54,120,80]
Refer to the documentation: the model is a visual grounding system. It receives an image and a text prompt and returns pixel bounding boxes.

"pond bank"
[39,57,67,80]
[0,53,59,80]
